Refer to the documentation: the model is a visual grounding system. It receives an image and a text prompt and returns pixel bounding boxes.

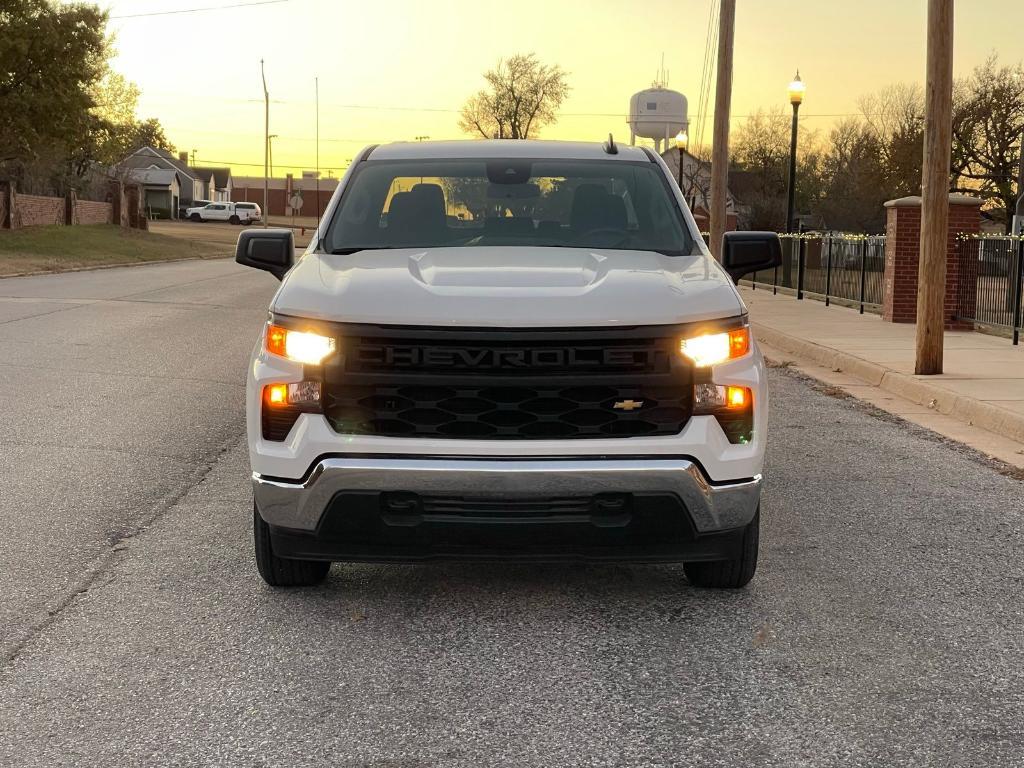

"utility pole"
[269,134,278,178]
[915,0,954,375]
[190,148,197,167]
[315,76,320,231]
[261,59,269,228]
[708,0,735,261]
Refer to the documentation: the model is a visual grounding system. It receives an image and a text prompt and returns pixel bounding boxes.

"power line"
[110,0,289,19]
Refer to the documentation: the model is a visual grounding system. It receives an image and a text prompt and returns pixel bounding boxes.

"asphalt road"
[1,261,1023,767]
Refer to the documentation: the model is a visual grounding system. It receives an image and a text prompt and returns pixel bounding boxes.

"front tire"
[229,215,240,224]
[253,501,330,587]
[683,508,759,589]
[189,213,201,222]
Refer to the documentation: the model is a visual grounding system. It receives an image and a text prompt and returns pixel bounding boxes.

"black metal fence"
[742,233,887,314]
[953,235,1024,345]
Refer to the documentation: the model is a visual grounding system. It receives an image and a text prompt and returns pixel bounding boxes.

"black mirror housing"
[720,231,783,283]
[235,228,295,280]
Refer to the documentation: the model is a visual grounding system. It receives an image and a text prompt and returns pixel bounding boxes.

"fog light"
[694,382,727,411]
[287,381,321,405]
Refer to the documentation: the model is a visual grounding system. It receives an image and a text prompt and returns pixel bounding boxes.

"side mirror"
[235,228,294,280]
[720,231,783,283]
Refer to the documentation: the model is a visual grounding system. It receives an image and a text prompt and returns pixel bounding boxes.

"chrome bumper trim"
[253,458,761,533]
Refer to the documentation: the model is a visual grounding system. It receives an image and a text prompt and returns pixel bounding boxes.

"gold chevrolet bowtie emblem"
[613,399,645,411]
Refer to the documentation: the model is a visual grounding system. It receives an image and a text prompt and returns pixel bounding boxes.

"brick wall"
[881,194,982,328]
[18,194,65,227]
[232,185,334,218]
[75,199,113,225]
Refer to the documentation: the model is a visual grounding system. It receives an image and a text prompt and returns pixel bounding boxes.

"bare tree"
[730,108,822,230]
[950,55,1024,232]
[859,83,925,198]
[817,118,886,231]
[459,54,570,140]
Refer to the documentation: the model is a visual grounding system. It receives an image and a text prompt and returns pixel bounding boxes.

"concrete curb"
[0,254,231,280]
[753,322,1024,444]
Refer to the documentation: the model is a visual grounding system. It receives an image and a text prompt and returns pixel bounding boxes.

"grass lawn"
[0,224,230,277]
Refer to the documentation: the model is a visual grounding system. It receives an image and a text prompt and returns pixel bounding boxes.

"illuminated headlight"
[266,324,336,365]
[680,327,750,367]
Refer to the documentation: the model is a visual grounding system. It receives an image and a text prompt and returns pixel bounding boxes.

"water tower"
[628,62,688,153]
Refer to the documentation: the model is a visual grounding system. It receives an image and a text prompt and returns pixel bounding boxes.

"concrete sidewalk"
[741,287,1024,445]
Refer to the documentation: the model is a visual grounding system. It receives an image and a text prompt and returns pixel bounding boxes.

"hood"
[271,246,745,328]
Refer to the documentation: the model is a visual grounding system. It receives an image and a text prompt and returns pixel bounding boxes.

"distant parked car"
[185,202,260,225]
[179,199,212,219]
[233,202,262,224]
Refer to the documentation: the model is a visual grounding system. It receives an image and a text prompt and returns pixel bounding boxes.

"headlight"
[679,327,750,367]
[265,324,336,365]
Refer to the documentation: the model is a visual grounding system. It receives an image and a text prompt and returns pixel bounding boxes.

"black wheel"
[253,501,330,587]
[229,215,240,225]
[683,507,759,588]
[189,213,201,222]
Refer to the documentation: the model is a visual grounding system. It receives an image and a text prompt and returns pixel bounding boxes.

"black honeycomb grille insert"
[325,383,691,439]
[321,327,694,441]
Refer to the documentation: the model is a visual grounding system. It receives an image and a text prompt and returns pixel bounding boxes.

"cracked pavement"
[1,260,1022,767]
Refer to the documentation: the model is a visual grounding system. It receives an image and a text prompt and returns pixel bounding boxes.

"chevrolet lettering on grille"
[357,345,657,369]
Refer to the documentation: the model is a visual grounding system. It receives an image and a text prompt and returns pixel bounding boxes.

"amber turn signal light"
[726,386,749,408]
[265,384,289,406]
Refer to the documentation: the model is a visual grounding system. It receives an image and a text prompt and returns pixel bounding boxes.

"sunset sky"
[102,0,1024,178]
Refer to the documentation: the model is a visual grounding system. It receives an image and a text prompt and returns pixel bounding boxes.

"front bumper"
[253,457,761,563]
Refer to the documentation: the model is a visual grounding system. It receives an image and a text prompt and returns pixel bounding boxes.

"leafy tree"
[459,54,570,140]
[92,71,174,167]
[0,0,108,175]
[1,1,173,196]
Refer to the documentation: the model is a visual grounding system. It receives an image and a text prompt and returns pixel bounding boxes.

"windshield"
[322,158,694,255]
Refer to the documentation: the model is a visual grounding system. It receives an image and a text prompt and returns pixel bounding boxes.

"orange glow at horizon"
[102,0,1024,179]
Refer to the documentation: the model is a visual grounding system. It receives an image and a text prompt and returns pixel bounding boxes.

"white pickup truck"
[186,201,261,224]
[235,139,781,589]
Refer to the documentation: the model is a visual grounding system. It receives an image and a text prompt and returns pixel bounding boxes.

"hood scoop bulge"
[407,248,609,289]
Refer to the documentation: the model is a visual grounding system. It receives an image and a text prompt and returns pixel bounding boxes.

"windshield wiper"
[329,247,377,255]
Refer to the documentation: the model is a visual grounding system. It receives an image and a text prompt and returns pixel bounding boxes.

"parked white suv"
[235,140,781,589]
[186,201,261,224]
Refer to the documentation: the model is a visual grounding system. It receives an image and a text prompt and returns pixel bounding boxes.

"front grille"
[322,325,694,440]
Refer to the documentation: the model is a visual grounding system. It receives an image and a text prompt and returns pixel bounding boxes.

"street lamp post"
[785,71,805,233]
[783,71,805,286]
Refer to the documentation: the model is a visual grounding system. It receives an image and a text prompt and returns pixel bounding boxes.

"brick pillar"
[0,181,10,229]
[945,195,982,329]
[125,183,147,230]
[881,194,982,327]
[1,180,21,229]
[109,180,127,227]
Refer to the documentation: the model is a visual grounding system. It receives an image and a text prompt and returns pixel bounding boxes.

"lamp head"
[788,71,805,105]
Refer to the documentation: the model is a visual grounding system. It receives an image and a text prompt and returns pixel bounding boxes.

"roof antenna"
[603,133,618,155]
